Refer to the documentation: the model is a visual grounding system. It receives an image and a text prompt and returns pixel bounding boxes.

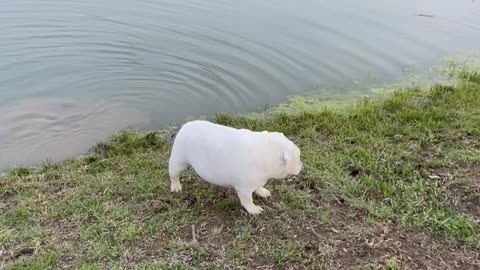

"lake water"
[1,0,480,169]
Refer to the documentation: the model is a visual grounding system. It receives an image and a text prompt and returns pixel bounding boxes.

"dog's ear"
[282,150,291,164]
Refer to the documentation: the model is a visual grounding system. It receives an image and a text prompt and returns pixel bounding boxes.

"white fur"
[168,120,302,214]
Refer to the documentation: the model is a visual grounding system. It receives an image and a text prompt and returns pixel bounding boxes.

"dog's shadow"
[164,167,308,217]
[172,175,277,216]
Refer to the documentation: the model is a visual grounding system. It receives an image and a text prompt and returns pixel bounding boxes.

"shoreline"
[0,54,471,173]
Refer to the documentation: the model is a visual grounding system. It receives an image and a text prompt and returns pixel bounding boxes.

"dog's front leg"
[236,188,263,215]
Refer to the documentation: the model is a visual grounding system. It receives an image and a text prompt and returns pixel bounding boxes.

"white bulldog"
[168,120,302,214]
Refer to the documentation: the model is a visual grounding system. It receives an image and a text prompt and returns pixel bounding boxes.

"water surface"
[1,0,480,168]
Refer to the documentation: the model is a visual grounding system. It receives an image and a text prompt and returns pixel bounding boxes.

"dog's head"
[270,133,302,178]
[282,140,302,176]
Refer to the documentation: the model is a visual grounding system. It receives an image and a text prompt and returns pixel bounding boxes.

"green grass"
[1,66,479,269]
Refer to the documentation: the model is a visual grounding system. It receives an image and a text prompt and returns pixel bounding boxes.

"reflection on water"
[0,0,479,168]
[0,98,148,168]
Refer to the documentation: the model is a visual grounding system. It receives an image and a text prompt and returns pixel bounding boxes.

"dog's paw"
[255,187,271,198]
[170,182,183,192]
[246,205,264,215]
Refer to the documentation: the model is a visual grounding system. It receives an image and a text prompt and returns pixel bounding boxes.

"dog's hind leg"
[255,187,271,198]
[168,150,188,193]
[237,188,263,215]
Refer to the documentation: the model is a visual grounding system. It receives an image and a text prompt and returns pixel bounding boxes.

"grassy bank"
[1,67,480,269]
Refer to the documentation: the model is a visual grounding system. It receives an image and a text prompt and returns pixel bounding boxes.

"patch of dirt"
[12,247,34,260]
[446,183,480,219]
[329,223,479,269]
[462,134,480,149]
[459,163,480,183]
[0,190,15,202]
[426,164,480,218]
[285,201,480,270]
[140,231,170,260]
[136,211,240,267]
